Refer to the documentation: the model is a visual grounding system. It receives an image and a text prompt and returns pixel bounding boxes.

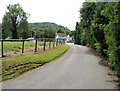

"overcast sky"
[0,0,85,30]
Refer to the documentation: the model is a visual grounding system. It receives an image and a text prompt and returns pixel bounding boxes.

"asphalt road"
[2,43,115,89]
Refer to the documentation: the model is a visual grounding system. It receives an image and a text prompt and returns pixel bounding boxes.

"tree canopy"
[2,4,30,39]
[74,2,120,77]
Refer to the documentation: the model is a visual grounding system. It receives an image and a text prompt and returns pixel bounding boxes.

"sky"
[0,0,85,30]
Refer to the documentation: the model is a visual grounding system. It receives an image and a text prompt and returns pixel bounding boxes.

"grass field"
[2,41,52,52]
[2,44,69,81]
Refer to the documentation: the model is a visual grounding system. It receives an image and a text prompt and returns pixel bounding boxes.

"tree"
[74,22,81,44]
[57,28,65,33]
[18,20,30,39]
[102,2,120,76]
[44,26,55,38]
[0,24,2,39]
[65,30,71,36]
[35,30,44,38]
[90,2,109,55]
[80,2,96,45]
[76,2,120,76]
[2,4,29,39]
[2,14,12,39]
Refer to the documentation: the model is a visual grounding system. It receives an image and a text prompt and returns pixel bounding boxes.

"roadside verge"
[2,44,70,81]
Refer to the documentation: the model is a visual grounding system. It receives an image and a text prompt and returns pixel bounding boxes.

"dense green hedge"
[75,2,120,76]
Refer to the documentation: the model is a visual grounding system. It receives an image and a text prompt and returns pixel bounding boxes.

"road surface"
[2,43,115,89]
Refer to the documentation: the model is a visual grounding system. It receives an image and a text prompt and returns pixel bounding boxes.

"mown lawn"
[1,41,51,52]
[2,44,69,81]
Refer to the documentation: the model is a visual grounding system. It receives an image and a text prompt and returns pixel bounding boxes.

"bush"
[74,2,120,77]
[104,22,120,76]
[94,42,102,53]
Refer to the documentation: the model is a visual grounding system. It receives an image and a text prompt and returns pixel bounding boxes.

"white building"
[55,33,70,43]
[27,37,35,42]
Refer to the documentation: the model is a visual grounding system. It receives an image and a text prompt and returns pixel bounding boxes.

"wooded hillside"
[30,22,70,31]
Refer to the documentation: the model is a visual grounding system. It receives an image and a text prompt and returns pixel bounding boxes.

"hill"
[29,22,70,31]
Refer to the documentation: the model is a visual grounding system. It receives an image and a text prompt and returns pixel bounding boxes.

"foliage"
[74,2,120,76]
[0,24,2,39]
[56,28,72,36]
[18,20,31,39]
[104,23,118,68]
[2,4,30,39]
[2,44,69,81]
[30,22,71,38]
[57,28,65,33]
[44,26,56,38]
[1,5,71,39]
[30,22,70,32]
[74,22,81,44]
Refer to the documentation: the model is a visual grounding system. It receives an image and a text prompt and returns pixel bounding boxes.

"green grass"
[2,41,51,52]
[1,44,69,81]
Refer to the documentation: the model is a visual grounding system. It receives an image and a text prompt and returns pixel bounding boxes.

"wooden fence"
[0,38,65,57]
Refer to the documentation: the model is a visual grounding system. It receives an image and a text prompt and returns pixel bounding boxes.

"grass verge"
[1,44,69,81]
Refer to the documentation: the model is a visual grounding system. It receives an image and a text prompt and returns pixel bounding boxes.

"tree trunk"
[12,17,18,39]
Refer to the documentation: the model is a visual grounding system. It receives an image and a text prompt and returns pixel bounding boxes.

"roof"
[56,33,67,37]
[27,37,35,39]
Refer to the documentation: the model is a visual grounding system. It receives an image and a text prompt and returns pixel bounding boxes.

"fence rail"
[0,38,65,57]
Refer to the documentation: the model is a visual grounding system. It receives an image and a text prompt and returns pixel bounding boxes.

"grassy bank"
[2,44,69,81]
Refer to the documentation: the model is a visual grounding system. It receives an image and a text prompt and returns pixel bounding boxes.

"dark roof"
[56,33,67,37]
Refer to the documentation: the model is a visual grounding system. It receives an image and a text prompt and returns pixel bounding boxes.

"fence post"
[56,39,58,46]
[53,39,55,48]
[35,40,37,52]
[61,40,62,45]
[59,39,61,45]
[63,39,64,44]
[1,40,4,57]
[22,40,25,53]
[58,39,60,46]
[64,39,65,44]
[43,39,46,50]
[49,39,51,49]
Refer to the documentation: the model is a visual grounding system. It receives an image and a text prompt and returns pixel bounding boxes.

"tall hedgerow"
[74,2,120,76]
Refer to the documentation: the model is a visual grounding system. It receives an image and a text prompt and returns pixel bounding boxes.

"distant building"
[27,37,35,42]
[55,33,70,43]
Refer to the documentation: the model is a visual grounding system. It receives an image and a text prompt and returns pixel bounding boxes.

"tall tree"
[2,4,29,39]
[76,2,120,76]
[90,2,109,55]
[57,28,65,33]
[80,2,96,45]
[44,26,55,38]
[74,22,81,44]
[18,20,30,39]
[102,2,120,75]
